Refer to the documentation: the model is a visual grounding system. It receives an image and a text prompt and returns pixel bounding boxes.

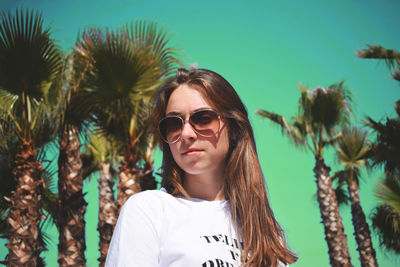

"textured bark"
[348,180,378,267]
[57,128,87,266]
[116,139,141,211]
[314,157,352,267]
[6,142,44,266]
[97,162,118,267]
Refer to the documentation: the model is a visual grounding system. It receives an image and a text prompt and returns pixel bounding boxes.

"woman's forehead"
[165,84,217,114]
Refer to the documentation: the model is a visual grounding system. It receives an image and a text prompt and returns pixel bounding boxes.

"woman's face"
[165,84,230,178]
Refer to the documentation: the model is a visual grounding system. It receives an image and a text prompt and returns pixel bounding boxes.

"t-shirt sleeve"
[105,191,163,267]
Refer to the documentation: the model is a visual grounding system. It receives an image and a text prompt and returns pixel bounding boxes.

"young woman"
[106,68,297,267]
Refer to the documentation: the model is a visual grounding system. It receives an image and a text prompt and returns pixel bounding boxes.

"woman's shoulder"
[122,188,228,217]
[128,188,168,200]
[123,188,169,207]
[117,189,170,226]
[122,188,178,213]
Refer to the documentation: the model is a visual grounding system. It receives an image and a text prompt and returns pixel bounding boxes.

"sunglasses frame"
[158,108,221,144]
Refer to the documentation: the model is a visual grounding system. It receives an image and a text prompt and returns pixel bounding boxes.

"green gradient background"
[1,0,399,266]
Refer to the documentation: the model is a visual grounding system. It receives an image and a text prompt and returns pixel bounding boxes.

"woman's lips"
[182,148,203,156]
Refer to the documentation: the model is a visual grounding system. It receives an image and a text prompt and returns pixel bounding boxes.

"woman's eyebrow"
[166,111,183,116]
[166,107,214,117]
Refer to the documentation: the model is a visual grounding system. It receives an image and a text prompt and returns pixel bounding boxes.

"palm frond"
[37,217,54,260]
[0,8,62,98]
[0,88,18,112]
[358,45,400,69]
[81,131,122,180]
[0,8,63,143]
[256,109,308,146]
[47,53,91,132]
[298,84,313,126]
[376,174,400,215]
[125,20,180,77]
[138,133,158,165]
[80,152,99,181]
[78,26,162,96]
[371,204,400,254]
[310,82,352,135]
[73,21,180,145]
[74,28,150,140]
[331,172,350,207]
[41,172,57,225]
[285,82,353,157]
[395,100,400,118]
[358,45,400,83]
[35,145,58,226]
[322,132,342,147]
[366,115,400,174]
[337,126,370,170]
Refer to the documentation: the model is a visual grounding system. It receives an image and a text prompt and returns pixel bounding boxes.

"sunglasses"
[158,109,221,144]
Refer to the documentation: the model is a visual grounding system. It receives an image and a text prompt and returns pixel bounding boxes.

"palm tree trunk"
[97,162,118,267]
[314,156,352,267]
[57,128,87,266]
[6,142,44,266]
[347,180,378,267]
[116,139,141,211]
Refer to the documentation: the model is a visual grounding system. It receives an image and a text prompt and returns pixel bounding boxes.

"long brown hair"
[151,68,297,266]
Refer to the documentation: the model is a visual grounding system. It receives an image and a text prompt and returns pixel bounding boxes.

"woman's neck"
[183,171,225,201]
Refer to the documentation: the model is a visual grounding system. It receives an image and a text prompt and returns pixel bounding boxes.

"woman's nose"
[180,121,197,141]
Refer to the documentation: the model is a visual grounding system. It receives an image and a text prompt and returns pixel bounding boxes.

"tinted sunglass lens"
[190,110,219,136]
[159,117,183,143]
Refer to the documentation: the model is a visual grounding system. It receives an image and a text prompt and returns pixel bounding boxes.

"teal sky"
[1,0,399,266]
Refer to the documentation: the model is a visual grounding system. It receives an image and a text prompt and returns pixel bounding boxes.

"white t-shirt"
[105,189,288,267]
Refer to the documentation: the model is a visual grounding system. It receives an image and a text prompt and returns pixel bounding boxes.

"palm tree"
[74,21,179,210]
[55,49,97,266]
[57,127,88,266]
[81,132,119,267]
[371,174,400,254]
[0,140,58,266]
[0,117,58,266]
[81,118,158,266]
[359,44,400,254]
[358,45,400,82]
[0,9,62,265]
[335,126,378,266]
[257,83,353,267]
[366,106,400,254]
